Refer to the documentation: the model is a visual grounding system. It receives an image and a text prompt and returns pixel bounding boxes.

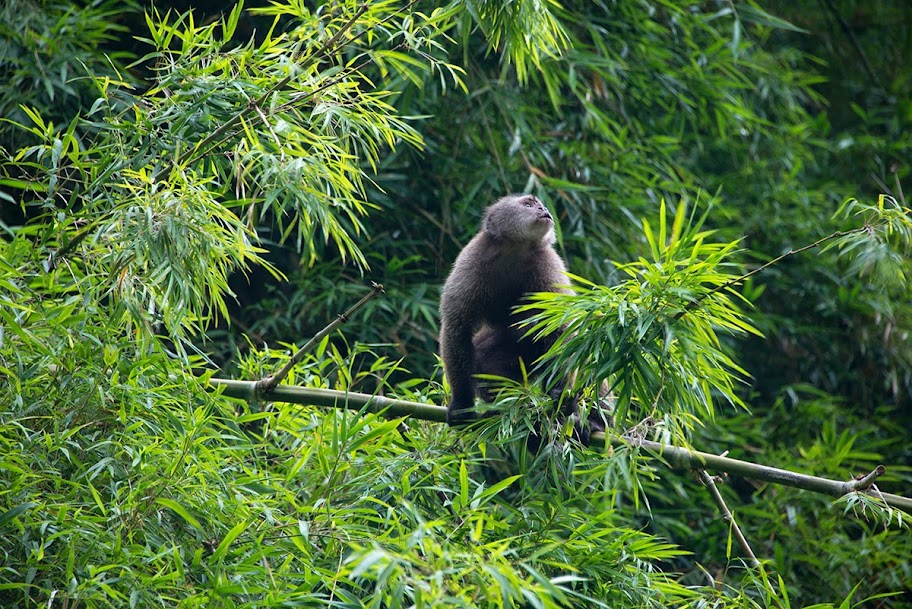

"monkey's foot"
[446,406,478,427]
[569,413,592,447]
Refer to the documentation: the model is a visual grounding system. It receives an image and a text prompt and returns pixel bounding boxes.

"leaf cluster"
[522,202,759,441]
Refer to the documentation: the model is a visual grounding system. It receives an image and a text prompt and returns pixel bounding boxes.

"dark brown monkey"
[440,194,595,438]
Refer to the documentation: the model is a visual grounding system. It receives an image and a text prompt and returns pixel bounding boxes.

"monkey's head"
[482,194,555,244]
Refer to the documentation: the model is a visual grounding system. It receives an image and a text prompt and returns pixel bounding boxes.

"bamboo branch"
[206,379,912,512]
[212,378,446,422]
[257,282,384,393]
[850,465,886,492]
[177,3,370,168]
[817,0,881,89]
[45,4,371,269]
[696,469,760,568]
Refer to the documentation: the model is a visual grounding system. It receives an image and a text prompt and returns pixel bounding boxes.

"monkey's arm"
[440,320,478,426]
[439,243,485,427]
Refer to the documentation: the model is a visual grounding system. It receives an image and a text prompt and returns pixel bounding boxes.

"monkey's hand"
[445,402,478,427]
[569,413,592,447]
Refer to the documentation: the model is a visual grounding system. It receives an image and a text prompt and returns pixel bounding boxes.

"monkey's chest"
[477,271,540,324]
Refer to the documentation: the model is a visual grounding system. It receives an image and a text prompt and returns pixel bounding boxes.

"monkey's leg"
[446,377,479,426]
[439,277,483,425]
[442,328,479,427]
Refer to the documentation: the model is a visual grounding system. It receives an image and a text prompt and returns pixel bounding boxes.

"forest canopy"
[0,0,910,607]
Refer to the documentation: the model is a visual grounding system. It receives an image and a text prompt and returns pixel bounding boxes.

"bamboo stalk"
[207,378,912,511]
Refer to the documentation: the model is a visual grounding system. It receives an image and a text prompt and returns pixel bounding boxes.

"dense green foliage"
[1,0,911,607]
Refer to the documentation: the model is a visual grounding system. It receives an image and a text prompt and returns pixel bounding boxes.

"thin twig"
[368,0,423,34]
[817,0,881,89]
[271,51,381,115]
[256,282,384,393]
[179,0,423,168]
[185,44,400,167]
[48,2,418,269]
[696,468,761,568]
[672,226,867,322]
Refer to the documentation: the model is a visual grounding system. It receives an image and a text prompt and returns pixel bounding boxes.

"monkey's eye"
[523,199,534,207]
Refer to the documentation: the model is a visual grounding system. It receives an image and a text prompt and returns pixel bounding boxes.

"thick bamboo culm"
[208,377,912,512]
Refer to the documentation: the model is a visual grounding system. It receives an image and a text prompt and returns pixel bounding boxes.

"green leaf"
[211,519,250,562]
[736,3,807,32]
[156,498,203,531]
[0,502,37,527]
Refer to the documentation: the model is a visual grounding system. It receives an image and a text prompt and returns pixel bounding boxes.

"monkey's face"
[483,194,556,243]
[512,195,554,241]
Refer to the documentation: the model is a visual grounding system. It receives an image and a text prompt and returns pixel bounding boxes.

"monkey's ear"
[481,207,502,239]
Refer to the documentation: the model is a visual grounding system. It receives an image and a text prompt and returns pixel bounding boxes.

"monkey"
[439,194,605,444]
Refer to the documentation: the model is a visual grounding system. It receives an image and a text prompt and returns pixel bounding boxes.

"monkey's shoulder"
[457,232,561,268]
